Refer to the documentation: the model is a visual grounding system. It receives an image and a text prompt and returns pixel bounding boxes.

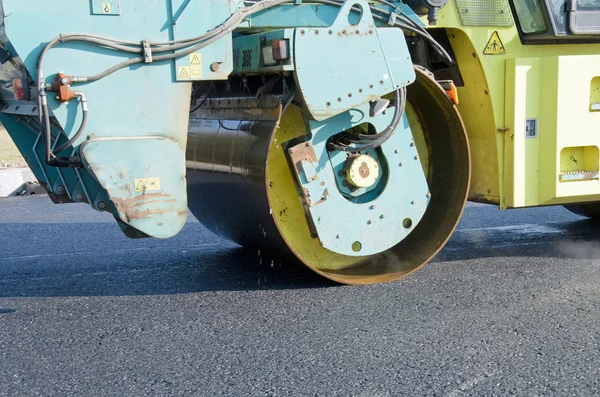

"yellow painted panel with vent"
[433,3,600,208]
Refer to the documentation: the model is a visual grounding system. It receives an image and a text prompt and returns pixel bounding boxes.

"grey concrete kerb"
[0,168,40,197]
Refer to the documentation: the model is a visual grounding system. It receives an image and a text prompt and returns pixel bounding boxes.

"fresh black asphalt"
[2,196,600,396]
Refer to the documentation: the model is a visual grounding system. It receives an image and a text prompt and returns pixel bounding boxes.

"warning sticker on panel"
[135,177,161,192]
[483,31,506,55]
[190,53,202,79]
[190,53,202,65]
[177,66,191,80]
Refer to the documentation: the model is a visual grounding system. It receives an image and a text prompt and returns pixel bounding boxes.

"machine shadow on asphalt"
[3,209,600,299]
[0,222,336,299]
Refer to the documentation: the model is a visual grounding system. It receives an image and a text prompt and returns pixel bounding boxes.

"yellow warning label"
[177,66,190,80]
[483,31,506,55]
[190,65,202,78]
[190,53,202,65]
[134,177,161,192]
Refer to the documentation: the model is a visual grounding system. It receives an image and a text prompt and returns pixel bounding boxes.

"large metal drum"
[186,69,471,284]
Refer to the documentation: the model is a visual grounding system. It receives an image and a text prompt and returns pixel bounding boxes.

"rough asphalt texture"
[1,196,600,396]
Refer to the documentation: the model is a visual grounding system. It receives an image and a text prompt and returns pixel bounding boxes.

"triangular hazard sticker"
[136,180,147,191]
[483,31,505,55]
[191,54,201,65]
[178,67,190,78]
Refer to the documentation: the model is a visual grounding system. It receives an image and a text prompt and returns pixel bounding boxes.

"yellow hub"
[344,154,380,188]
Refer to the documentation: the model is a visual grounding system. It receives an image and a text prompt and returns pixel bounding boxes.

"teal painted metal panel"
[293,0,415,121]
[289,101,430,256]
[80,137,188,239]
[0,0,233,238]
[232,29,295,74]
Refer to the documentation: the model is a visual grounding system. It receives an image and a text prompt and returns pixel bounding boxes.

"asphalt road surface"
[2,196,600,396]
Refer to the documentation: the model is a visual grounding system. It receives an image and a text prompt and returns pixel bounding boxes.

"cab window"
[510,0,600,42]
[513,0,547,33]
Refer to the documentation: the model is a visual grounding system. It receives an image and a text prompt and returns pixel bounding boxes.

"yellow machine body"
[431,2,600,209]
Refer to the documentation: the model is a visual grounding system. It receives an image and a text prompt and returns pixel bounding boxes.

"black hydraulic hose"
[354,89,403,141]
[41,93,52,163]
[329,87,407,152]
[189,82,214,113]
[54,93,88,155]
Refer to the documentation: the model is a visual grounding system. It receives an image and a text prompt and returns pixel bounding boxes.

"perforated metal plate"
[455,0,514,27]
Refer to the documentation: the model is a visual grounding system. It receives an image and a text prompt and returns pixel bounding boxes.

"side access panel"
[504,55,600,207]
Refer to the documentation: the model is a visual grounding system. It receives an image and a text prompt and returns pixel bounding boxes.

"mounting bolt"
[411,200,416,205]
[210,62,220,72]
[426,193,432,198]
[410,142,415,147]
[320,181,325,186]
[369,205,376,210]
[336,234,342,239]
[320,240,326,246]
[367,220,373,225]
[61,77,69,85]
[380,214,386,219]
[399,162,404,167]
[415,155,420,160]
[300,30,305,35]
[394,149,399,154]
[97,201,107,210]
[55,185,65,194]
[55,96,60,100]
[75,192,84,201]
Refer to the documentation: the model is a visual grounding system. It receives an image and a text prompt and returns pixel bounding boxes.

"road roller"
[1,0,599,284]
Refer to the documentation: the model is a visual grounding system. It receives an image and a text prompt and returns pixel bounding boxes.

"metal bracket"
[289,142,318,185]
[142,40,152,63]
[387,5,404,26]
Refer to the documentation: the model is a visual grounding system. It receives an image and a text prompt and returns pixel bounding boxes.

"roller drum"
[186,70,471,284]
